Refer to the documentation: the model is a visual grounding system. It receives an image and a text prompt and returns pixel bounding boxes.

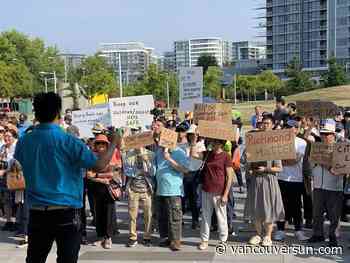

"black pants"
[235,168,244,187]
[80,179,88,237]
[277,180,304,231]
[86,180,96,222]
[158,196,182,241]
[312,189,343,238]
[302,183,313,221]
[182,175,199,224]
[93,183,115,238]
[26,208,81,263]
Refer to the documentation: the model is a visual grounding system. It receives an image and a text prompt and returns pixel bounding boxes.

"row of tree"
[0,30,349,106]
[199,55,349,102]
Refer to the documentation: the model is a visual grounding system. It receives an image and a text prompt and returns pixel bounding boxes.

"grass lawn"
[232,85,350,126]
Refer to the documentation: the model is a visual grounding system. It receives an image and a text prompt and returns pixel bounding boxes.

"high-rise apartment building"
[334,0,350,65]
[158,51,176,72]
[99,42,154,84]
[261,0,350,74]
[59,53,86,70]
[232,41,266,61]
[174,38,232,70]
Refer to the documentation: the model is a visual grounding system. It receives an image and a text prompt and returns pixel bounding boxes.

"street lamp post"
[118,53,123,98]
[233,73,237,105]
[44,78,48,93]
[53,71,57,93]
[346,62,350,74]
[40,71,57,93]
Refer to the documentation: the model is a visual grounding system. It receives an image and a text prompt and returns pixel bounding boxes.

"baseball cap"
[320,119,336,134]
[176,123,189,133]
[286,119,299,128]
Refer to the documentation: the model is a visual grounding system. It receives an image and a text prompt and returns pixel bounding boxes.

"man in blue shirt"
[251,106,263,129]
[153,124,202,251]
[14,92,120,263]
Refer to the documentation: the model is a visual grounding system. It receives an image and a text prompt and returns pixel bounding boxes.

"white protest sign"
[179,67,203,111]
[72,104,111,138]
[109,95,154,128]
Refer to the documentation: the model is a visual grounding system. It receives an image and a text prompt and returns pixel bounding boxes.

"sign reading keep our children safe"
[109,95,154,129]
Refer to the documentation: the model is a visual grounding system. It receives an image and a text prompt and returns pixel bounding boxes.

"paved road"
[1,189,349,263]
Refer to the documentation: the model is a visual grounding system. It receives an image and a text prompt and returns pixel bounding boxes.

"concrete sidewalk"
[0,190,349,263]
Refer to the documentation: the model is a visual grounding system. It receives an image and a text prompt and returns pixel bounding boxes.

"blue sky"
[0,0,259,55]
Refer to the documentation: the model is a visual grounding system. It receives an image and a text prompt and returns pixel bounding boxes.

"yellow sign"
[91,94,108,105]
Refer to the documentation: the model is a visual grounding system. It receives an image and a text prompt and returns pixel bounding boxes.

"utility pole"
[53,71,57,93]
[166,79,170,109]
[233,73,237,105]
[118,53,123,98]
[44,78,48,93]
[64,56,68,83]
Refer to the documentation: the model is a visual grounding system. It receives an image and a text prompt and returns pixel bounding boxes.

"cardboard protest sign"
[297,100,338,119]
[245,130,296,162]
[309,142,334,166]
[179,67,203,111]
[72,104,111,138]
[197,120,237,141]
[109,95,154,129]
[332,143,350,175]
[193,103,232,125]
[159,128,178,149]
[122,131,154,151]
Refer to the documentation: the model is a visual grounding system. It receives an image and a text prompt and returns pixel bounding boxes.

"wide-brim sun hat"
[94,134,110,144]
[92,123,105,134]
[320,119,336,134]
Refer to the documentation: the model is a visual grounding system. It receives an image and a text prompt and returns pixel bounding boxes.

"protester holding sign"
[274,120,309,242]
[246,115,285,247]
[154,127,196,251]
[14,92,121,263]
[308,119,344,247]
[123,147,154,248]
[197,138,234,250]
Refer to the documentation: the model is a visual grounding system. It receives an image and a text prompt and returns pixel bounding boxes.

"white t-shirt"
[278,137,307,183]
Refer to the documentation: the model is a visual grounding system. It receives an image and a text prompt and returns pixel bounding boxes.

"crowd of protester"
[1,93,350,262]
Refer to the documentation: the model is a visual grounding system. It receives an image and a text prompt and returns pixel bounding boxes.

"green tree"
[236,75,258,101]
[257,70,283,98]
[75,54,117,101]
[322,57,348,87]
[285,57,314,94]
[0,30,64,96]
[197,54,218,75]
[122,64,178,107]
[204,66,223,99]
[0,61,33,98]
